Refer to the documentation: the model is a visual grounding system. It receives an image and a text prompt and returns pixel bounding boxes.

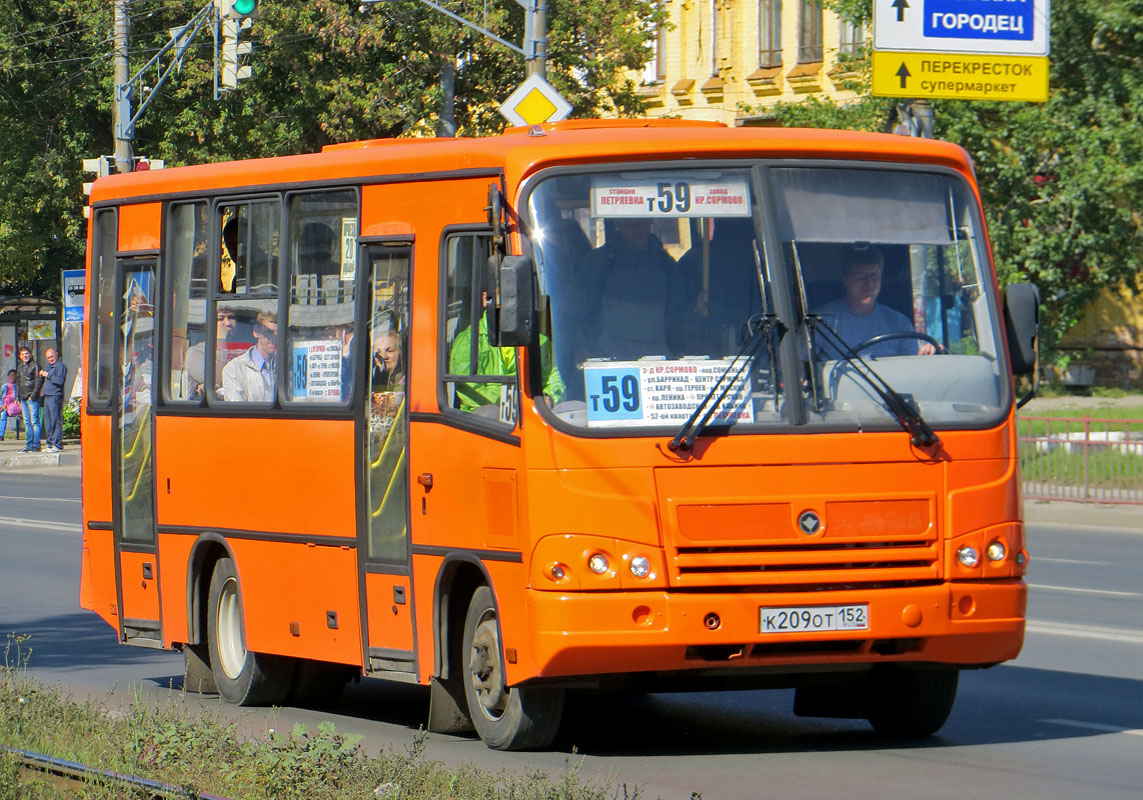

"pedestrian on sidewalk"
[0,369,18,440]
[39,348,67,453]
[16,346,43,453]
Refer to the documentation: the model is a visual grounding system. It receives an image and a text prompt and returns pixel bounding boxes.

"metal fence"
[1018,415,1143,504]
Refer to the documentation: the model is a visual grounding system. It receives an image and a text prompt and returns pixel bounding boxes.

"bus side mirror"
[497,255,536,347]
[1003,282,1039,376]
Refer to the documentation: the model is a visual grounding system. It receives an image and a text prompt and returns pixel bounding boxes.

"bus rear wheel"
[207,557,294,706]
[865,665,959,737]
[461,586,564,750]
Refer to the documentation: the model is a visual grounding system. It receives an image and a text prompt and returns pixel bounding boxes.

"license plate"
[759,604,869,633]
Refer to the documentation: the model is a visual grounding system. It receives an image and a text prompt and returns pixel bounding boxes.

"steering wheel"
[852,331,944,356]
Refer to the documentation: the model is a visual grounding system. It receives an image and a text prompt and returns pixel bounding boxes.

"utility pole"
[520,0,547,78]
[113,0,133,174]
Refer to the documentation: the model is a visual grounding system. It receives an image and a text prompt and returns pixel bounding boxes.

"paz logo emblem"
[797,510,822,535]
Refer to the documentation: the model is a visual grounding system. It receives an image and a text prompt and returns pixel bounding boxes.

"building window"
[759,0,782,68]
[839,18,865,57]
[710,0,719,76]
[642,14,667,83]
[798,0,823,62]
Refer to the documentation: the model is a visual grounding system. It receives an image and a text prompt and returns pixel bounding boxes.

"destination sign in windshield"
[591,175,752,218]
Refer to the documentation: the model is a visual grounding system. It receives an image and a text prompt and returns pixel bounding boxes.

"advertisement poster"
[29,321,57,341]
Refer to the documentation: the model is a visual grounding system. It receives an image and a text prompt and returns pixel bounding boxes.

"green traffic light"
[233,0,256,15]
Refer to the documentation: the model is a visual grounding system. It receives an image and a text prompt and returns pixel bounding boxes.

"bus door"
[358,244,417,674]
[112,259,162,646]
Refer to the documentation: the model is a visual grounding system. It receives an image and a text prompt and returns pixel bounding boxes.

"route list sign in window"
[582,359,755,428]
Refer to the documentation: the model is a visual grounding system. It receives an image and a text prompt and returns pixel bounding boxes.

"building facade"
[637,0,865,125]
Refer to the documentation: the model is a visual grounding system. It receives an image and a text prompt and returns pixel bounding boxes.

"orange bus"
[80,119,1040,750]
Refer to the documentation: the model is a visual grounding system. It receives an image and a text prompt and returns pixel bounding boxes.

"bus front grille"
[668,499,940,587]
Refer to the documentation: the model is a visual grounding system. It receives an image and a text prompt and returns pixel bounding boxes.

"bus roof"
[88,119,975,206]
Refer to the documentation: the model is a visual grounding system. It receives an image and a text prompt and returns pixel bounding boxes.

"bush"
[62,399,80,441]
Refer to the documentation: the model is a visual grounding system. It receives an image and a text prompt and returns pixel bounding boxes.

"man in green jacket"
[450,314,564,413]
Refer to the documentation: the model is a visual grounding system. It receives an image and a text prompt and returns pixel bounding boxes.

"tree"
[0,0,660,297]
[759,0,1143,354]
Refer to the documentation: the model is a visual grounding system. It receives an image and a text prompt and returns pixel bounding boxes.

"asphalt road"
[1,468,1141,799]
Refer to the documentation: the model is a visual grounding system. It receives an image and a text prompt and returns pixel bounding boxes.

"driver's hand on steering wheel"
[917,342,937,356]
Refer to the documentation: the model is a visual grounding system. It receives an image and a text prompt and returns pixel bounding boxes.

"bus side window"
[164,202,209,403]
[441,233,516,420]
[212,199,281,405]
[283,190,359,405]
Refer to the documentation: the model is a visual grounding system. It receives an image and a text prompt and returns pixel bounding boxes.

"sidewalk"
[0,434,81,470]
[1023,497,1143,530]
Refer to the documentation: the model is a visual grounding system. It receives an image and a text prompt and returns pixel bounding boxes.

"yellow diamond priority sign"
[499,74,573,126]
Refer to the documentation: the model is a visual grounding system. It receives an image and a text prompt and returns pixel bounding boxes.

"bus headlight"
[629,556,651,579]
[986,541,1007,562]
[956,546,980,568]
[588,553,610,575]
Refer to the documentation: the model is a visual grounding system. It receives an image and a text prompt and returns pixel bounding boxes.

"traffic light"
[217,0,255,90]
[216,0,257,20]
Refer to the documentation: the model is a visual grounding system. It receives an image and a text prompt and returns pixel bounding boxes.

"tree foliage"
[767,0,1143,353]
[0,0,659,297]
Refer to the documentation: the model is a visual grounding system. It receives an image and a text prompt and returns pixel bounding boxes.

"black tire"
[866,666,959,737]
[461,586,564,750]
[206,557,295,706]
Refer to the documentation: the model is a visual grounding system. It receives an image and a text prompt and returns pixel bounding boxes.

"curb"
[0,439,81,471]
[1023,498,1143,530]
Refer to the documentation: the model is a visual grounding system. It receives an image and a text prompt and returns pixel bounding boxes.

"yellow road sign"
[499,74,573,126]
[872,51,1049,102]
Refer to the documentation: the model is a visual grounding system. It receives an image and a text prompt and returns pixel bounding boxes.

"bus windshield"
[526,164,1008,434]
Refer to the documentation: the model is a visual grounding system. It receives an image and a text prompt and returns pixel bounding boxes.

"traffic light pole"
[363,0,546,77]
[108,0,221,174]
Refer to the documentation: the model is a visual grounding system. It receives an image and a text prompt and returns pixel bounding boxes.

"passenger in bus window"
[372,333,404,392]
[185,305,236,400]
[449,293,563,413]
[221,311,278,402]
[676,218,764,356]
[811,246,935,359]
[335,323,355,403]
[577,218,684,361]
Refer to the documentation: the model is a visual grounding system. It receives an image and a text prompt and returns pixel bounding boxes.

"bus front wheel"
[461,586,564,750]
[866,665,959,737]
[206,557,294,706]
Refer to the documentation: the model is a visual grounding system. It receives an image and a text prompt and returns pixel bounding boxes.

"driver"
[811,246,935,358]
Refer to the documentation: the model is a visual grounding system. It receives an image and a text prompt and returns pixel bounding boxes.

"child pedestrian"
[0,369,18,440]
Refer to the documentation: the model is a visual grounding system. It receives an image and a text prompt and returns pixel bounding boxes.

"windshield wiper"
[668,314,780,453]
[804,316,941,448]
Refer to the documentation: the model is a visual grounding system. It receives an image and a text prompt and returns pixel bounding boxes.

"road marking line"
[1041,719,1143,737]
[1034,557,1108,566]
[0,495,81,503]
[1026,620,1143,644]
[1029,583,1140,598]
[0,516,82,533]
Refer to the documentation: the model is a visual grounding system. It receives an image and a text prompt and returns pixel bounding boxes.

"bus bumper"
[526,579,1025,680]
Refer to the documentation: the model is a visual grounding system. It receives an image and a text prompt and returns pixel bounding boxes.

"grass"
[0,634,648,800]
